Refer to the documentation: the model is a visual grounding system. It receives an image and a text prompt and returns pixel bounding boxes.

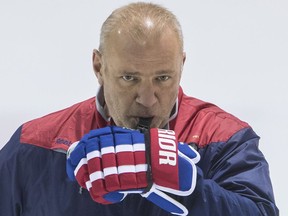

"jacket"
[0,87,279,215]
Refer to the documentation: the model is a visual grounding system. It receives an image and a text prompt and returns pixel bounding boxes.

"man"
[0,2,279,216]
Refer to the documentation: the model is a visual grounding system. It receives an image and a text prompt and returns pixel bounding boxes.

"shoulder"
[173,89,250,147]
[20,97,96,151]
[1,126,59,169]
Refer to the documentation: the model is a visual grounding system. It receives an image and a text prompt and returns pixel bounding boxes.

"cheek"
[104,85,134,111]
[107,84,134,101]
[158,86,178,109]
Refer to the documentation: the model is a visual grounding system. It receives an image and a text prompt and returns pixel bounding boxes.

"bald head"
[99,2,183,55]
[92,2,186,129]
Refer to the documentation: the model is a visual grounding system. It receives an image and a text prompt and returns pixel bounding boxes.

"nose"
[135,82,157,108]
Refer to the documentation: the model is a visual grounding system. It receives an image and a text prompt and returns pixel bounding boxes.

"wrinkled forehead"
[101,27,183,74]
[105,26,181,56]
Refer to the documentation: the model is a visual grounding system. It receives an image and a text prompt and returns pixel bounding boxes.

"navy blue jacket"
[0,88,279,215]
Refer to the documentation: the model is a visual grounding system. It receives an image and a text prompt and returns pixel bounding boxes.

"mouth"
[136,117,153,131]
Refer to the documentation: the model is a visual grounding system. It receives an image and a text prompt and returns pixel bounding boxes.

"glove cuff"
[142,184,189,216]
[149,128,180,190]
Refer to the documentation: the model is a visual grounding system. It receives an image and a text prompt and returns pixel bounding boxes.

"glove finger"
[87,126,113,138]
[69,139,87,166]
[66,141,80,180]
[142,185,188,216]
[86,179,123,204]
[66,127,115,180]
[178,143,200,164]
[100,133,120,192]
[115,133,138,190]
[131,132,148,188]
[69,139,90,188]
[86,136,107,198]
[74,157,89,188]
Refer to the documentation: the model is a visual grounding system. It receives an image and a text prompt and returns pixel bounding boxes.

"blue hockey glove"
[66,126,148,204]
[66,126,200,216]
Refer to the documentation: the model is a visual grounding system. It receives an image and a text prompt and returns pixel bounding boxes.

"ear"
[92,49,104,85]
[179,52,186,77]
[182,52,186,65]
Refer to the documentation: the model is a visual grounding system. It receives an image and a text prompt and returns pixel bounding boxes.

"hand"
[66,126,200,215]
[141,128,200,216]
[66,126,148,204]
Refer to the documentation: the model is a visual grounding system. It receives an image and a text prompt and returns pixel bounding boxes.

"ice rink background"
[0,1,287,215]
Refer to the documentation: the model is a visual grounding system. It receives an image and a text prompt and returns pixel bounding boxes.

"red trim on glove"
[150,128,179,190]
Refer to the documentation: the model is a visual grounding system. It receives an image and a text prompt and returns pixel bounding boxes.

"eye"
[157,76,170,81]
[122,75,136,81]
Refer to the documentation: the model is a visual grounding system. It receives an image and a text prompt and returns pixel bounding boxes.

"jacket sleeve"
[185,127,279,215]
[0,127,23,216]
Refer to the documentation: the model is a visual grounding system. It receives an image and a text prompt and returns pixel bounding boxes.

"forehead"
[104,27,182,69]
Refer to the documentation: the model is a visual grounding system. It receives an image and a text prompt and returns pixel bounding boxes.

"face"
[93,28,185,129]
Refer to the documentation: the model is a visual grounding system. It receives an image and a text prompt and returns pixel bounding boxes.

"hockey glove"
[140,128,200,216]
[66,126,148,204]
[66,126,200,216]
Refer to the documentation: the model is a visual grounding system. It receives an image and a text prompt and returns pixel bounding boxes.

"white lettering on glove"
[158,129,177,166]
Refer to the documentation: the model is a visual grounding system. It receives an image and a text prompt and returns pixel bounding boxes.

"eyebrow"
[121,71,140,75]
[121,70,175,75]
[155,70,175,75]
